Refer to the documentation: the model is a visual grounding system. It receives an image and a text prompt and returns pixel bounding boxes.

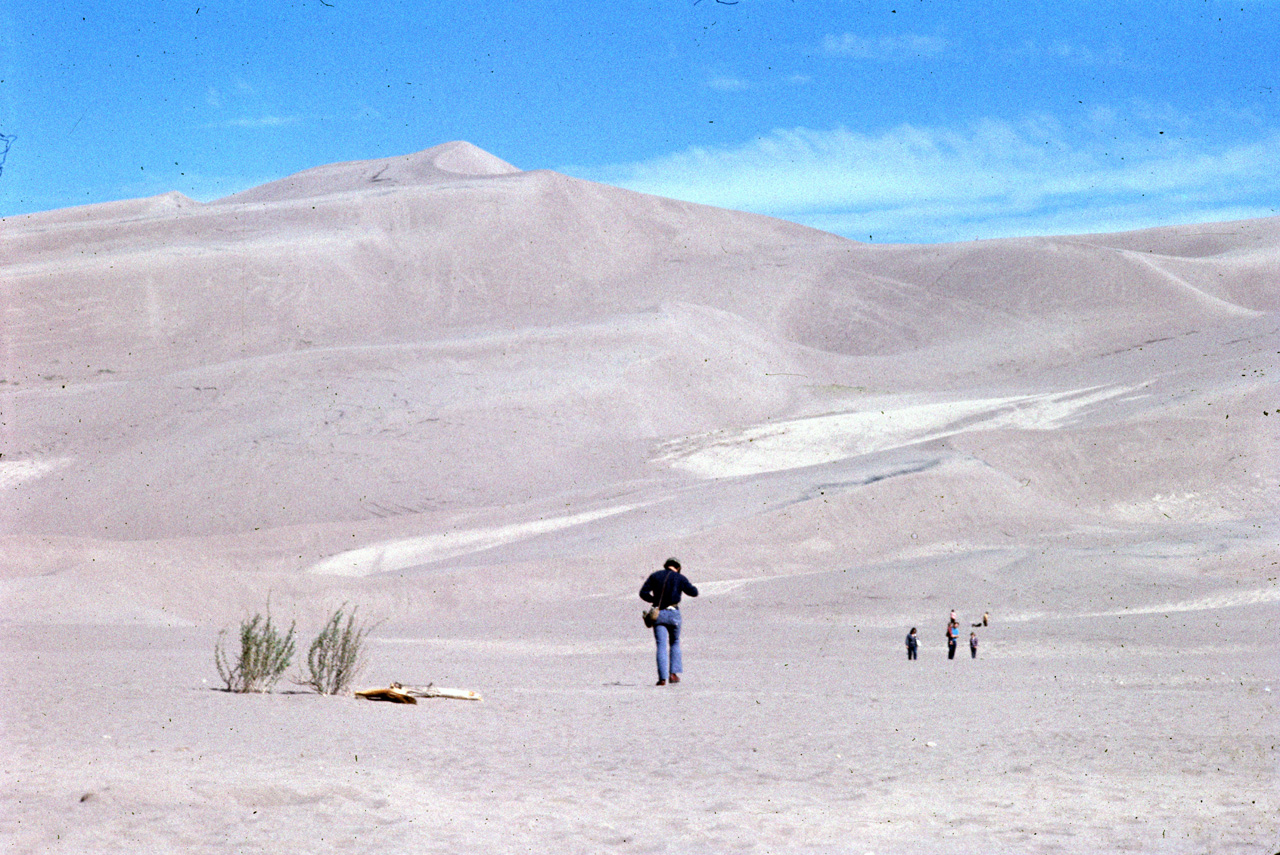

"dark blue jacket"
[640,569,698,608]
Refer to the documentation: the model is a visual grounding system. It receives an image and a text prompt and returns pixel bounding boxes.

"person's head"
[663,557,682,572]
[910,627,916,634]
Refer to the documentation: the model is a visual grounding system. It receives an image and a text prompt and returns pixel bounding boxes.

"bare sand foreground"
[1,142,1277,853]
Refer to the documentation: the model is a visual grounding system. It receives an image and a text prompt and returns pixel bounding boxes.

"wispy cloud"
[569,116,1280,242]
[823,32,948,60]
[1005,39,1128,68]
[205,115,303,129]
[706,75,750,92]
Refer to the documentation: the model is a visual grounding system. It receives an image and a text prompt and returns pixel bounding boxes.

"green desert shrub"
[302,605,379,695]
[214,610,297,693]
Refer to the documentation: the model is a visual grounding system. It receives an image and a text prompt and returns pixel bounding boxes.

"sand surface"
[2,142,1276,853]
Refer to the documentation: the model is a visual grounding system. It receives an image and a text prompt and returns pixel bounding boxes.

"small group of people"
[906,608,988,661]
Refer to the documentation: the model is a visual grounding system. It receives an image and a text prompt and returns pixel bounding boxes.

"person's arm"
[639,573,658,604]
[680,575,698,598]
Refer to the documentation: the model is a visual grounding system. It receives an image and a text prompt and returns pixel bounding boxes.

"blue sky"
[1,0,1276,242]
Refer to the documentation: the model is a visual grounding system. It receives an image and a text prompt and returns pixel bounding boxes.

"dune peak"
[426,141,520,176]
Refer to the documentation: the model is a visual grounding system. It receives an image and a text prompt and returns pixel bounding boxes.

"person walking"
[969,631,979,659]
[946,619,959,660]
[905,627,919,661]
[639,558,699,686]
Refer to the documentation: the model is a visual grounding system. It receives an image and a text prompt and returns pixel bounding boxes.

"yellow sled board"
[355,686,416,704]
[355,683,482,703]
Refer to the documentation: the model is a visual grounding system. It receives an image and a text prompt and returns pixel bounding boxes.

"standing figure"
[905,627,919,661]
[639,558,699,686]
[946,619,959,660]
[969,631,979,659]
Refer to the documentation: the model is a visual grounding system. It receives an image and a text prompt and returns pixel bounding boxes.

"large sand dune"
[2,142,1276,852]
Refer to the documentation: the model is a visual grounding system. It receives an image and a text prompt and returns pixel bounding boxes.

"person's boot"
[655,679,666,686]
[669,673,680,683]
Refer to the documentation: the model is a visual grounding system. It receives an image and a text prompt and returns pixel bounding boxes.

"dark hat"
[663,557,681,570]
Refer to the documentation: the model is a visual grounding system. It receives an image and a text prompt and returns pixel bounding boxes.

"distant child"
[906,627,918,661]
[969,631,979,659]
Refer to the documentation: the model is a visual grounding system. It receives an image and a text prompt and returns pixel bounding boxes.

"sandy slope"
[1,142,1276,853]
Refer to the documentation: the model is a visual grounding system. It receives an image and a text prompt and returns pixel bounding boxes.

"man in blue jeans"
[639,558,699,686]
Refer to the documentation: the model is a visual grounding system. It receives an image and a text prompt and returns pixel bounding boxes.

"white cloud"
[706,75,750,92]
[823,32,948,60]
[1006,39,1127,68]
[206,115,302,129]
[569,118,1280,243]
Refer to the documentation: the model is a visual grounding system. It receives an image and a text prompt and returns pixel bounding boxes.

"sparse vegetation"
[302,605,379,695]
[214,609,297,693]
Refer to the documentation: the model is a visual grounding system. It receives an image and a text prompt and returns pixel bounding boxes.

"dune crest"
[213,141,519,204]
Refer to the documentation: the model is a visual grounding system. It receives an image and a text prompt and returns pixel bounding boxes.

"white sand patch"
[308,504,645,576]
[655,385,1134,478]
[0,457,74,490]
[1083,583,1280,618]
[1107,491,1235,524]
[998,583,1280,625]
